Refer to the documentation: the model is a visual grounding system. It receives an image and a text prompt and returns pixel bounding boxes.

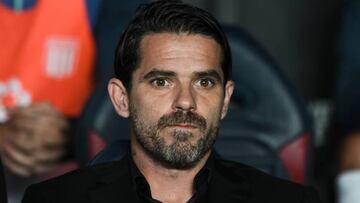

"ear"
[108,78,130,118]
[221,80,234,119]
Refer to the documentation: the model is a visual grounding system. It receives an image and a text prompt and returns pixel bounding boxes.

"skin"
[339,132,360,171]
[0,102,68,176]
[108,33,234,203]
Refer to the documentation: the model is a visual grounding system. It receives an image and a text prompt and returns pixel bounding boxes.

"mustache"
[157,111,207,131]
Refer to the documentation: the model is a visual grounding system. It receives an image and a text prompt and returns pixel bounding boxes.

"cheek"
[197,93,224,122]
[131,92,171,121]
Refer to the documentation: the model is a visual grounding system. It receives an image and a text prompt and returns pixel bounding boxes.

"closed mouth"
[167,123,197,128]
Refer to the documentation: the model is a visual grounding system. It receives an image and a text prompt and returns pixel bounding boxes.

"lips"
[157,111,207,132]
[167,123,197,128]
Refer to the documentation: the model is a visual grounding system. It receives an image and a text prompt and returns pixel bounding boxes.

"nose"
[172,84,196,111]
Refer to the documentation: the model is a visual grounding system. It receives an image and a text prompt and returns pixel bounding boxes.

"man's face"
[128,33,233,169]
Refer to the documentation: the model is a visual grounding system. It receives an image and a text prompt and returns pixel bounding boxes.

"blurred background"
[186,0,341,100]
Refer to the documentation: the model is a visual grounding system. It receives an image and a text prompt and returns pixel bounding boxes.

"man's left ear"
[221,80,234,119]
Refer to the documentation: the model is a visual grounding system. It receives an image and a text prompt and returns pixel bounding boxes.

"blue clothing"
[336,0,360,133]
[2,0,102,29]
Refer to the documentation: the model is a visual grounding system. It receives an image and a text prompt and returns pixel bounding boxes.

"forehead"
[136,33,223,77]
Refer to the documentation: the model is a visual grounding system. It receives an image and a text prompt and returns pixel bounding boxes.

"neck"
[131,136,211,203]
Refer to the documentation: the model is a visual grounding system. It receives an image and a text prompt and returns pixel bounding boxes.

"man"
[22,0,321,202]
[335,1,360,203]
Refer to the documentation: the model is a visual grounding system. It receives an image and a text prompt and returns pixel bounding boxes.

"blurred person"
[335,0,360,203]
[1,1,145,202]
[0,0,145,178]
[0,0,100,177]
[22,1,321,202]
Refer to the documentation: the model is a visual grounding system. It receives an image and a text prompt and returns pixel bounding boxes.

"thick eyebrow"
[193,70,223,82]
[142,70,177,81]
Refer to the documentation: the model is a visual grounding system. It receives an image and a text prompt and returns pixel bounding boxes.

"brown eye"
[151,78,170,87]
[201,79,209,87]
[195,78,215,88]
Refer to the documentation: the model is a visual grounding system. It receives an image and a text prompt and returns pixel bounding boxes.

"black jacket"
[0,158,7,203]
[22,156,321,203]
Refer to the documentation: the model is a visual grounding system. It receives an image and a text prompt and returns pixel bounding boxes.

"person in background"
[334,0,360,203]
[0,0,145,177]
[0,0,100,177]
[1,1,146,202]
[22,1,321,202]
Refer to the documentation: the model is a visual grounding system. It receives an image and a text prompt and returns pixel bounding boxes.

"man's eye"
[151,78,170,87]
[195,78,215,88]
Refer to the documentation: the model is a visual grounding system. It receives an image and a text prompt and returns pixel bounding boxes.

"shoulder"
[215,158,305,188]
[212,159,321,203]
[39,159,126,187]
[22,159,128,202]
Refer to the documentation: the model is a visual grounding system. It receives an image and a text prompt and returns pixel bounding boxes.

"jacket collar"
[86,153,252,203]
[87,155,140,203]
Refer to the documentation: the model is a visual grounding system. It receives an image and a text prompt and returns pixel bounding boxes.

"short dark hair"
[114,0,232,88]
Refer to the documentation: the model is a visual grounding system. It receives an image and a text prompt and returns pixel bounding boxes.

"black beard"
[130,107,219,169]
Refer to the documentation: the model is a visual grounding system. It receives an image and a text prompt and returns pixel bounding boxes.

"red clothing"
[0,0,95,121]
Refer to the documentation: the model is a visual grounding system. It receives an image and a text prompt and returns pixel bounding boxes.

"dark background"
[184,0,344,100]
